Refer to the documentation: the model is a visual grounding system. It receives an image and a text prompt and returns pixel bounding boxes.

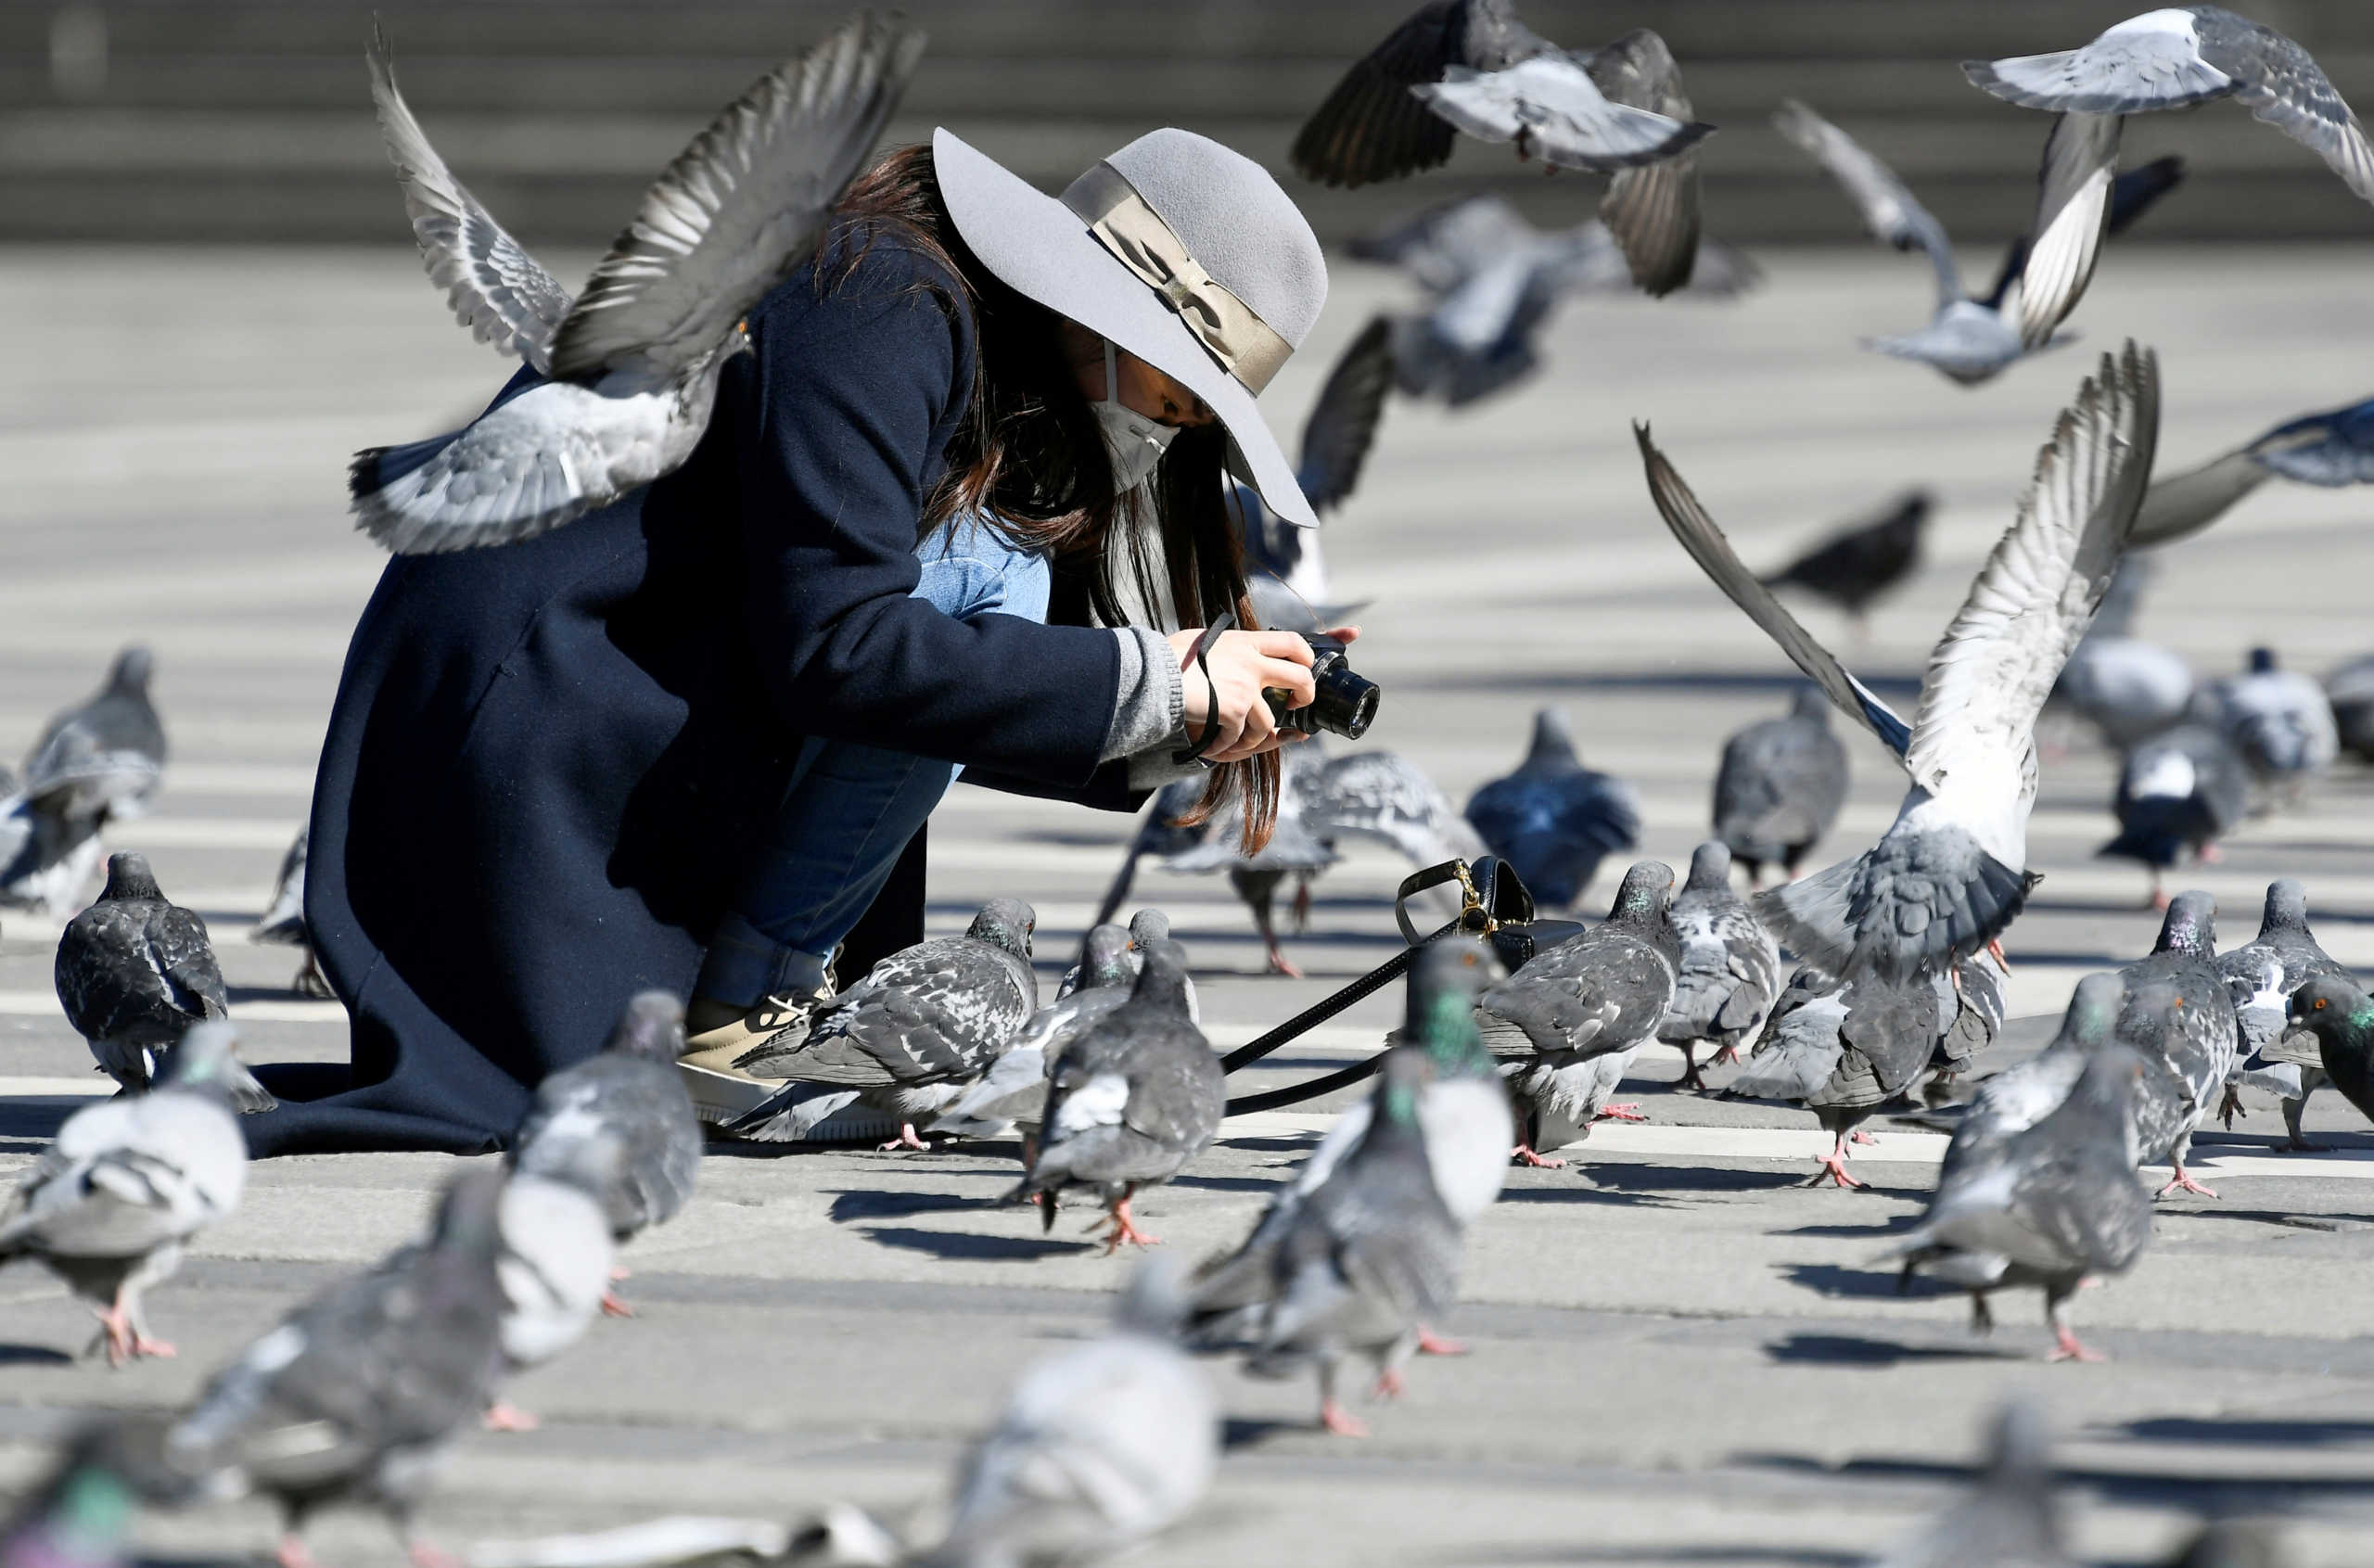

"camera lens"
[1308,659,1380,740]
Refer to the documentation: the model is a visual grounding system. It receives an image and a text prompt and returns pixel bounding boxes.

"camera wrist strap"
[1171,610,1237,765]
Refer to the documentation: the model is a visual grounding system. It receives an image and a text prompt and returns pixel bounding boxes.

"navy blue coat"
[249,235,1141,1155]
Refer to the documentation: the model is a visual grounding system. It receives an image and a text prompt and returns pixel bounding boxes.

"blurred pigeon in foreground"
[2326,653,2374,761]
[3,646,166,916]
[1,1417,186,1568]
[2099,722,2249,908]
[55,852,274,1113]
[1465,708,1640,910]
[1757,488,1931,636]
[1713,688,1850,887]
[251,827,332,999]
[2117,893,2236,1198]
[2281,974,2374,1132]
[1724,959,1940,1188]
[1658,841,1781,1091]
[721,899,1038,1147]
[1236,314,1393,631]
[166,1166,510,1568]
[1863,1404,2072,1567]
[510,991,700,1316]
[2205,648,2337,807]
[1295,8,1713,291]
[1881,1043,2153,1361]
[2132,391,2374,547]
[931,923,1139,1144]
[2215,880,2345,1151]
[1012,939,1223,1250]
[1640,346,2160,984]
[351,17,925,553]
[0,1020,249,1366]
[1478,860,1677,1165]
[484,1172,615,1431]
[1965,7,2374,208]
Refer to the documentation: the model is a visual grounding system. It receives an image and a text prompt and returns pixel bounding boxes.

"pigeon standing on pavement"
[1724,960,1941,1188]
[351,16,925,552]
[3,646,167,916]
[2131,391,2374,546]
[1964,7,2374,209]
[1881,1043,2154,1362]
[1756,489,1931,635]
[1464,708,1640,910]
[250,828,331,999]
[1012,939,1224,1251]
[1712,689,1850,887]
[721,899,1039,1148]
[1934,974,2127,1190]
[2205,648,2338,807]
[0,1020,249,1367]
[1476,860,1677,1166]
[930,923,1140,1144]
[165,1166,510,1568]
[2099,722,2251,908]
[1154,752,1339,977]
[510,991,700,1315]
[54,852,274,1113]
[2117,892,2237,1198]
[1658,841,1782,1091]
[1641,346,2161,984]
[2281,974,2374,1131]
[2216,881,2349,1149]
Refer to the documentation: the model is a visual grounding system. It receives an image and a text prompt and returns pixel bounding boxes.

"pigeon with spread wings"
[351,15,925,553]
[1636,344,2160,983]
[2130,391,2374,547]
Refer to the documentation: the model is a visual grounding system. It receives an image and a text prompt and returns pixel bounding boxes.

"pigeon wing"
[2002,112,2121,349]
[1771,98,1962,311]
[2197,15,2374,206]
[1295,315,1395,515]
[1345,193,1539,293]
[1588,30,1701,296]
[1961,17,2238,116]
[1414,56,1710,173]
[1290,0,1476,187]
[148,904,229,1021]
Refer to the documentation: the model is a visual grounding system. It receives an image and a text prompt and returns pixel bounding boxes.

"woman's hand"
[1168,626,1360,763]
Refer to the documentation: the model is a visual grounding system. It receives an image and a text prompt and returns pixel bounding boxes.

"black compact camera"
[1266,632,1380,740]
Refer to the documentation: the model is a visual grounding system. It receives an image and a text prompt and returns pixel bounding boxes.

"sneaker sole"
[678,1063,904,1145]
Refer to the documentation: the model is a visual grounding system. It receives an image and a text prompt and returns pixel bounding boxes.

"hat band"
[1061,161,1292,395]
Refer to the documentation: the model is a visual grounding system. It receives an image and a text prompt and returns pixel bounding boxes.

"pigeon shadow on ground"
[1449,1548,1857,1567]
[1219,1416,1309,1450]
[0,1343,75,1368]
[1169,1172,1300,1197]
[1493,1182,1685,1211]
[2113,1415,2374,1447]
[1743,1451,2374,1509]
[1779,1262,1960,1303]
[1580,1163,1828,1196]
[855,1224,1096,1262]
[1760,1333,2023,1368]
[0,1103,79,1143]
[825,1189,996,1223]
[2157,1206,2374,1232]
[1776,1212,1926,1239]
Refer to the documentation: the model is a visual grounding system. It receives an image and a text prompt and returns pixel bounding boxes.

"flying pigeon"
[1724,959,1941,1188]
[721,899,1038,1148]
[1776,99,2183,385]
[2326,653,2374,761]
[4,646,166,917]
[2204,647,2338,807]
[1881,1042,2154,1361]
[1294,6,1714,292]
[1464,708,1640,910]
[1011,938,1221,1250]
[55,852,275,1113]
[1639,345,2161,984]
[510,991,701,1315]
[1861,1404,2071,1567]
[2098,722,2250,908]
[351,16,925,553]
[0,1020,249,1366]
[2280,974,2374,1132]
[925,1258,1218,1565]
[165,1165,511,1568]
[1476,860,1677,1166]
[2131,391,2374,547]
[2117,892,2238,1198]
[1965,7,2374,209]
[930,923,1139,1144]
[250,827,331,999]
[1188,1047,1462,1436]
[1712,688,1850,887]
[2215,880,2347,1150]
[1657,841,1782,1092]
[2052,559,2195,752]
[1150,753,1339,977]
[1757,488,1932,635]
[1235,314,1393,631]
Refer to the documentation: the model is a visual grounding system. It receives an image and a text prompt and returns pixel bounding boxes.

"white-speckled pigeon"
[1477,860,1676,1166]
[250,828,331,999]
[1464,708,1640,909]
[1013,939,1222,1250]
[510,991,700,1315]
[351,17,925,553]
[2204,647,2337,807]
[55,852,274,1113]
[2099,722,2249,908]
[2116,892,2237,1198]
[2215,880,2346,1150]
[930,923,1139,1144]
[1155,750,1338,977]
[1936,975,2127,1192]
[1713,689,1850,888]
[1658,841,1781,1091]
[1726,957,1942,1188]
[723,899,1038,1149]
[166,1165,510,1568]
[1640,345,2160,984]
[1304,747,1487,877]
[1864,1404,2072,1568]
[0,1020,249,1367]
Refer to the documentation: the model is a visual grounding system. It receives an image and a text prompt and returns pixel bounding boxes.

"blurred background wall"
[7,0,2374,247]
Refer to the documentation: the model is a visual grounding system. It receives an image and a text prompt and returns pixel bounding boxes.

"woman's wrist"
[1098,626,1187,762]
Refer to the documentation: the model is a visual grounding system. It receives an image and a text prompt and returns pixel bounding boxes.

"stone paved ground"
[6,242,2374,1565]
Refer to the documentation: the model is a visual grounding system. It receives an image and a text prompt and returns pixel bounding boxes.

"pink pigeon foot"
[1593,1103,1647,1123]
[1713,1044,1741,1066]
[1100,1193,1160,1253]
[1849,1129,1878,1146]
[1416,1328,1467,1357]
[1373,1366,1407,1400]
[1265,945,1305,979]
[600,1290,634,1319]
[2155,1167,2218,1200]
[276,1536,320,1568]
[1320,1399,1371,1437]
[407,1542,461,1568]
[877,1123,932,1153]
[2199,841,2225,864]
[1511,1143,1566,1169]
[1806,1136,1866,1189]
[2047,1328,2106,1363]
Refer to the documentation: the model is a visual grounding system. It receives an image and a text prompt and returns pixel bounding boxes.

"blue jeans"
[696,514,1052,1006]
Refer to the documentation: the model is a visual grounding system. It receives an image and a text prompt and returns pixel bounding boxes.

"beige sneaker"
[678,986,829,1126]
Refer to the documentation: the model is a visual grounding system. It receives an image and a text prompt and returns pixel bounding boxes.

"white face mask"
[1091,338,1177,493]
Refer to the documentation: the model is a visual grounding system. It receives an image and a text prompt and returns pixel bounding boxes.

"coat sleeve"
[733,246,1119,789]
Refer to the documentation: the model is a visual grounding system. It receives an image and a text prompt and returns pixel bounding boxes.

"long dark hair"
[830,145,1279,848]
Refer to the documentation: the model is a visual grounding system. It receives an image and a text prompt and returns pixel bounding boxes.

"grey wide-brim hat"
[935,125,1328,529]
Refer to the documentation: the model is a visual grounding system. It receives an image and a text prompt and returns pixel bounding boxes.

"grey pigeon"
[1236,314,1393,628]
[1477,860,1676,1166]
[1658,841,1781,1092]
[724,899,1039,1148]
[2326,651,2374,761]
[1881,1044,2154,1361]
[351,17,925,553]
[2049,556,2195,750]
[916,1259,1218,1567]
[1760,489,1931,632]
[2205,647,2337,806]
[1,1417,185,1568]
[1934,974,2127,1192]
[1862,1404,2072,1568]
[2117,892,2237,1197]
[1301,746,1487,873]
[2098,722,2250,908]
[0,1020,249,1366]
[1775,100,2176,385]
[484,1171,616,1431]
[251,827,332,999]
[1726,958,1941,1188]
[1294,7,1713,292]
[1713,688,1850,887]
[931,923,1139,1144]
[55,852,274,1113]
[2280,974,2374,1132]
[3,646,165,917]
[1056,910,1186,1003]
[1464,708,1640,909]
[2215,880,2346,1150]
[1190,1048,1462,1437]
[1155,751,1338,977]
[1640,345,2160,984]
[165,1165,511,1568]
[2132,392,2374,547]
[1965,8,2374,209]
[1012,939,1222,1251]
[511,991,700,1314]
